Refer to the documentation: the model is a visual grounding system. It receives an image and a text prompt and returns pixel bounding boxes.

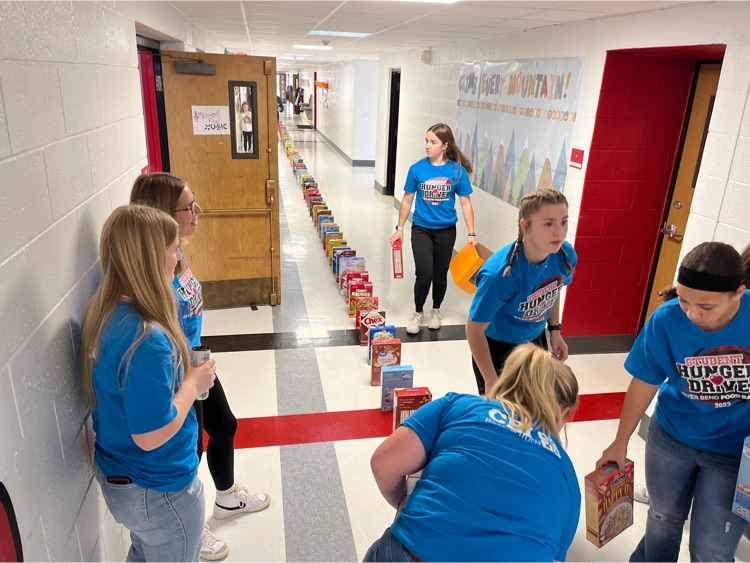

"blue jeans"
[94,463,205,562]
[631,420,746,562]
[364,527,417,562]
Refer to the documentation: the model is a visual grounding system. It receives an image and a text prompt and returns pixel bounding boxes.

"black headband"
[677,266,743,292]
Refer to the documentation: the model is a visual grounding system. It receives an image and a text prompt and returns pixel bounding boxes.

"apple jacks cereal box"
[585,460,634,547]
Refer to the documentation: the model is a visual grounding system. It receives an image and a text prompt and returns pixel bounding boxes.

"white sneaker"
[200,525,229,561]
[213,484,271,520]
[634,484,649,504]
[427,309,442,330]
[406,312,423,334]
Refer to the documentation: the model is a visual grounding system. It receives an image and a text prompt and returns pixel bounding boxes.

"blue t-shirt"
[173,251,203,349]
[469,240,577,342]
[625,292,750,457]
[404,158,473,230]
[92,302,199,492]
[391,393,580,562]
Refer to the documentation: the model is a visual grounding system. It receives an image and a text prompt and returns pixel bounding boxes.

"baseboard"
[566,334,636,355]
[315,130,374,167]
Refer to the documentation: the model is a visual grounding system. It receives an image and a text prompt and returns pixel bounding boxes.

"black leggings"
[242,130,252,152]
[471,331,548,395]
[411,224,456,312]
[194,376,238,491]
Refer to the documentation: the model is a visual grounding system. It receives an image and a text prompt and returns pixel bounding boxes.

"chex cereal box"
[354,297,379,330]
[732,436,750,522]
[343,271,369,301]
[381,365,414,412]
[338,257,366,292]
[359,308,386,345]
[349,283,373,317]
[393,388,432,430]
[585,460,634,547]
[371,339,401,386]
[368,325,397,364]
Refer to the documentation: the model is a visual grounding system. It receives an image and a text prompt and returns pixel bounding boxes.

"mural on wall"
[456,57,584,207]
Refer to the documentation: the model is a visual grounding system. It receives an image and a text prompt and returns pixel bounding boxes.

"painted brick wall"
[564,53,696,336]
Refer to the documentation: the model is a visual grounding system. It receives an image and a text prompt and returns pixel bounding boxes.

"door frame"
[384,68,401,196]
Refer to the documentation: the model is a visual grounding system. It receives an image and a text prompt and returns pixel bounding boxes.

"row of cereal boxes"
[281,127,432,430]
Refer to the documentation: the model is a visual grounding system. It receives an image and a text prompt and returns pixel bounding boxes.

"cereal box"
[367,324,397,364]
[343,271,369,302]
[328,241,348,264]
[348,282,373,316]
[381,365,414,412]
[333,248,355,275]
[359,309,386,345]
[585,460,634,547]
[732,435,750,521]
[393,387,432,430]
[324,231,342,252]
[339,259,367,293]
[354,297,379,330]
[371,338,401,386]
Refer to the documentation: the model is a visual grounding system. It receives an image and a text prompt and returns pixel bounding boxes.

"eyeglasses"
[173,192,197,215]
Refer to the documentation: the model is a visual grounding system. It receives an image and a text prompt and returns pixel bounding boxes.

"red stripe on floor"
[227,392,626,449]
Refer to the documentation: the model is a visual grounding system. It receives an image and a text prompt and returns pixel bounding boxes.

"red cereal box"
[348,283,373,316]
[393,387,432,431]
[585,460,634,547]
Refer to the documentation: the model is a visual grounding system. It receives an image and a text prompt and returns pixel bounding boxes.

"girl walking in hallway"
[390,123,476,334]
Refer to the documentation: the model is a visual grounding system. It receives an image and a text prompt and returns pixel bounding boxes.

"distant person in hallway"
[81,205,216,562]
[598,241,750,562]
[131,173,271,562]
[466,188,576,395]
[240,101,253,152]
[390,123,476,335]
[277,95,284,120]
[365,343,581,562]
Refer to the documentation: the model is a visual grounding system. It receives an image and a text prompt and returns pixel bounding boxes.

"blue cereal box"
[381,365,414,412]
[733,436,750,521]
[367,324,397,364]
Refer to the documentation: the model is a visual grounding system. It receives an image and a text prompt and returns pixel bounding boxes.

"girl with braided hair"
[466,188,576,395]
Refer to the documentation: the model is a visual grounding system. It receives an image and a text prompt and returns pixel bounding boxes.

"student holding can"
[81,205,216,561]
[131,173,271,561]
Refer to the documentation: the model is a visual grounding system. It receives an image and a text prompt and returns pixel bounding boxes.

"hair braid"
[503,226,524,276]
[557,246,575,273]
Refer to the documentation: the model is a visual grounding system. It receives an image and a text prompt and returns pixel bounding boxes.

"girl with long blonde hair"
[82,204,215,562]
[366,343,580,562]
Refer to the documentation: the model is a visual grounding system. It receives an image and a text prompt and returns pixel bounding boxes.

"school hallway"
[138,114,739,563]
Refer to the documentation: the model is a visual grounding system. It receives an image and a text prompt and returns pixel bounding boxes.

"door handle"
[660,222,678,238]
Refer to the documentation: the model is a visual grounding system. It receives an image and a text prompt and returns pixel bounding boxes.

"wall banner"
[192,105,230,135]
[455,57,584,207]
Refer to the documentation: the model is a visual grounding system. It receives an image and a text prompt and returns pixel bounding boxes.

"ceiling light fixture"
[292,44,333,50]
[308,30,371,38]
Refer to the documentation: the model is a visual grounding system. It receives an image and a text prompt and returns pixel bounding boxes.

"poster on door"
[192,105,230,135]
[456,57,584,207]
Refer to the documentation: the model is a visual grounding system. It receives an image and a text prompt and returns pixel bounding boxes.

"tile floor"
[189,115,750,562]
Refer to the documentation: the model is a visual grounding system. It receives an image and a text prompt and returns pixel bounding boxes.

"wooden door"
[161,52,280,307]
[644,62,721,319]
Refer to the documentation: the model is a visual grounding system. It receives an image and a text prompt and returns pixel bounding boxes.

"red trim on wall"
[138,49,163,173]
[224,392,626,449]
[563,46,725,337]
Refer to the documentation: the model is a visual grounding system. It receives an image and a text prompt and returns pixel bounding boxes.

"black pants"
[471,331,548,395]
[411,224,456,312]
[242,130,252,151]
[194,376,238,491]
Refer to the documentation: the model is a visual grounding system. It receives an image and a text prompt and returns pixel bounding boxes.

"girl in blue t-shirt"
[365,343,581,562]
[81,205,216,562]
[390,123,476,335]
[598,241,750,562]
[131,173,271,560]
[467,188,576,395]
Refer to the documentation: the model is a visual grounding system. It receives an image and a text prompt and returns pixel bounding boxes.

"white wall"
[375,1,750,255]
[316,60,379,164]
[0,1,223,560]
